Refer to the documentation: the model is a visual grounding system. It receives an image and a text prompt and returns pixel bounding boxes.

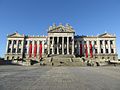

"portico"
[47,24,75,55]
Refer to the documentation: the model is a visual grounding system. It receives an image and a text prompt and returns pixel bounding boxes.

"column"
[37,40,40,55]
[16,40,19,53]
[48,37,50,54]
[108,40,111,54]
[57,37,59,54]
[21,40,24,55]
[11,40,14,53]
[92,41,94,55]
[97,38,100,54]
[32,40,34,56]
[42,40,45,55]
[103,40,106,54]
[52,37,54,54]
[27,40,30,54]
[72,37,74,55]
[67,37,69,54]
[62,37,64,54]
[113,40,117,54]
[6,40,9,53]
[82,40,84,55]
[87,41,90,55]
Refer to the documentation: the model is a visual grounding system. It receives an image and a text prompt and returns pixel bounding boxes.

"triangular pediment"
[8,32,24,38]
[48,24,75,33]
[98,33,115,38]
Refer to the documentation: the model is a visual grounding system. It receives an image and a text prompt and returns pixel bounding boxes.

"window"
[100,40,102,45]
[95,57,98,59]
[30,41,32,44]
[13,48,16,53]
[8,40,11,44]
[105,40,108,44]
[111,49,114,53]
[34,41,37,44]
[113,57,115,60]
[13,40,16,44]
[7,56,9,60]
[106,49,108,53]
[25,41,27,45]
[7,48,11,53]
[12,56,14,60]
[101,49,103,53]
[102,57,104,59]
[84,41,86,44]
[19,40,22,44]
[80,41,82,44]
[89,41,91,44]
[110,40,113,45]
[18,48,21,53]
[94,41,97,45]
[24,48,27,53]
[95,49,97,53]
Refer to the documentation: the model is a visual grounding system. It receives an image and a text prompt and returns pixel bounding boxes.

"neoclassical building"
[5,24,118,61]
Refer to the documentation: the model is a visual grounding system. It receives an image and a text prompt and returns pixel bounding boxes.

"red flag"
[29,43,32,57]
[90,44,93,58]
[85,44,88,58]
[34,44,37,57]
[39,43,42,58]
[80,44,82,56]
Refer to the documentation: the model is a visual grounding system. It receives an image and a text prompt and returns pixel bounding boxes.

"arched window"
[12,56,14,60]
[7,56,9,60]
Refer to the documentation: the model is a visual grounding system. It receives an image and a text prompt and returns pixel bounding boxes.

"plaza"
[0,65,120,90]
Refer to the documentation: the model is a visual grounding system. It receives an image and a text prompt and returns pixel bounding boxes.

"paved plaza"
[0,65,120,90]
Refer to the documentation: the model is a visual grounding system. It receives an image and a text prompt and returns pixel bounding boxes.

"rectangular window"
[80,41,82,44]
[105,40,108,44]
[106,49,108,53]
[100,40,102,45]
[14,40,16,44]
[8,40,11,44]
[13,48,16,53]
[84,41,86,44]
[25,48,27,53]
[18,48,21,53]
[7,48,11,53]
[19,40,22,45]
[94,41,97,45]
[101,49,103,53]
[25,41,27,45]
[95,49,97,53]
[111,49,114,53]
[110,40,113,45]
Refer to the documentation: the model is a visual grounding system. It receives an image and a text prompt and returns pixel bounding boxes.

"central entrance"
[47,23,75,56]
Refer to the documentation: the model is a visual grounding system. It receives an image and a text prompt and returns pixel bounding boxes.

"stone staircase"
[42,57,85,66]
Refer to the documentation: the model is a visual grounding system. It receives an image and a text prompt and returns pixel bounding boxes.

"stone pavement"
[0,65,120,90]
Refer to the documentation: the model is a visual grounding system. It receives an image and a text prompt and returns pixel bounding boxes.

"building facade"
[5,24,118,61]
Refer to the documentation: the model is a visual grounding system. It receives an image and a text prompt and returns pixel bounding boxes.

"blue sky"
[0,0,120,58]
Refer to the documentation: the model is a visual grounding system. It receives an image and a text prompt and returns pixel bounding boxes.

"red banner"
[85,44,88,58]
[29,43,32,57]
[39,43,42,58]
[34,44,37,57]
[90,44,93,58]
[80,44,82,56]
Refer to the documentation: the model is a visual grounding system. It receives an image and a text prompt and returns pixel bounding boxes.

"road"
[0,65,120,90]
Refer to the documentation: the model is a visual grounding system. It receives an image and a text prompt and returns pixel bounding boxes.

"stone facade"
[5,24,118,61]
